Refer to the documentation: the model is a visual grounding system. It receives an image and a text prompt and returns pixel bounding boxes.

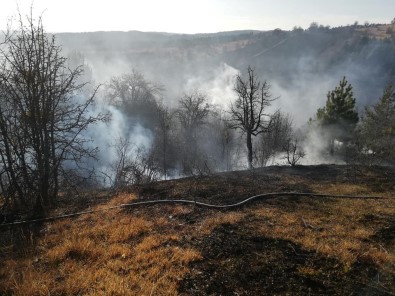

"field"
[1,165,394,295]
[356,23,395,39]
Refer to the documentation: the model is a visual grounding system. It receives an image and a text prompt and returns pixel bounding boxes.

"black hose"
[0,192,382,227]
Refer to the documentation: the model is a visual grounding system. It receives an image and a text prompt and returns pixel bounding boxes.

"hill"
[356,23,395,39]
[1,165,394,295]
[57,23,395,123]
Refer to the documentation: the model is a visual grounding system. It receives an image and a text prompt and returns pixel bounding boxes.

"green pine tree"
[361,85,395,164]
[317,77,359,126]
[316,77,359,155]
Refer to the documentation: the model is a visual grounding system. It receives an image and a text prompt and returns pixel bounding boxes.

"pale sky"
[1,0,394,34]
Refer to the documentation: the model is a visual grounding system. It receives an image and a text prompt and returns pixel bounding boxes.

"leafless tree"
[229,66,275,169]
[255,111,293,166]
[107,69,162,106]
[154,103,173,179]
[0,13,105,216]
[107,69,163,130]
[109,138,160,189]
[283,138,306,166]
[175,90,212,175]
[176,90,211,138]
[206,109,236,171]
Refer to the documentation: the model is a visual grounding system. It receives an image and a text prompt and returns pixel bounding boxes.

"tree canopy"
[316,77,359,128]
[360,85,395,164]
[0,14,104,216]
[229,66,274,168]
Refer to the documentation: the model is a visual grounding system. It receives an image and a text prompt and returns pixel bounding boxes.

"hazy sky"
[1,0,394,33]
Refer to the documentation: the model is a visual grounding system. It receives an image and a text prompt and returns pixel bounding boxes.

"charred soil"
[1,165,395,295]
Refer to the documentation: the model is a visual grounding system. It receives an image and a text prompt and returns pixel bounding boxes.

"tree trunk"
[163,132,167,180]
[247,131,253,169]
[33,195,45,218]
[329,138,335,156]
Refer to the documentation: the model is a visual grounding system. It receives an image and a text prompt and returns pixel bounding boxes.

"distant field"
[1,165,394,295]
[356,24,395,39]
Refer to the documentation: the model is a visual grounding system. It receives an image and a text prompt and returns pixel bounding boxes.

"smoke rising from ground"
[184,63,239,107]
[78,93,153,185]
[56,27,395,181]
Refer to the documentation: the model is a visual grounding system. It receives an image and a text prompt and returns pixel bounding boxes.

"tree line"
[0,16,394,219]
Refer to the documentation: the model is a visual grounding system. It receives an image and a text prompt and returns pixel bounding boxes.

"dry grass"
[251,198,394,269]
[356,24,395,39]
[0,193,201,295]
[1,165,394,295]
[230,180,393,271]
[198,212,245,235]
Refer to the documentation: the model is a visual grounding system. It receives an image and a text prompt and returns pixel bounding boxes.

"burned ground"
[1,165,394,295]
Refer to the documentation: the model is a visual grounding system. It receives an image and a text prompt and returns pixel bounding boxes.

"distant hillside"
[57,23,395,123]
[356,23,395,39]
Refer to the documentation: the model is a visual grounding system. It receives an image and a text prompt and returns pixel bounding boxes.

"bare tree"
[176,90,211,138]
[154,103,173,179]
[255,111,293,166]
[214,110,235,171]
[283,138,306,166]
[229,66,275,169]
[109,137,160,189]
[107,69,162,107]
[175,90,211,174]
[107,69,163,130]
[0,13,105,216]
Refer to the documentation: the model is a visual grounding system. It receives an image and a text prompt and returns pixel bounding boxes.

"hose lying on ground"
[0,192,382,227]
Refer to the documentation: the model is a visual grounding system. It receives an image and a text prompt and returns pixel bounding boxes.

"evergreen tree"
[360,85,395,164]
[316,77,359,155]
[317,77,358,126]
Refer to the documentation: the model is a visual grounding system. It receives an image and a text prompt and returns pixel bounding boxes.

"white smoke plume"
[184,63,239,107]
[80,93,153,186]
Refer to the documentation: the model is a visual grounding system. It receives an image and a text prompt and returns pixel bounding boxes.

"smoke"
[269,74,337,126]
[299,126,344,165]
[57,28,394,174]
[184,63,239,107]
[78,93,153,186]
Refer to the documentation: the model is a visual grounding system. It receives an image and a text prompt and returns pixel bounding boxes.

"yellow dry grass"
[0,193,201,296]
[356,24,395,39]
[248,183,395,271]
[0,172,394,295]
[198,211,245,235]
